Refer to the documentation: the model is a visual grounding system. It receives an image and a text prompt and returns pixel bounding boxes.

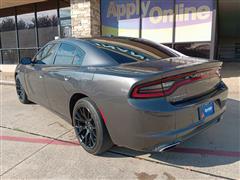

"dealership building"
[0,0,239,70]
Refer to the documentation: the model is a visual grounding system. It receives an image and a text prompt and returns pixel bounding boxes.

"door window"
[35,43,59,64]
[54,43,76,65]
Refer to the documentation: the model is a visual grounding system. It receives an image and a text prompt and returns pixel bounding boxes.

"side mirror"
[20,57,32,65]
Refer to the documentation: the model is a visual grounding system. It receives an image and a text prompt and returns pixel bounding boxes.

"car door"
[44,43,85,116]
[25,43,59,107]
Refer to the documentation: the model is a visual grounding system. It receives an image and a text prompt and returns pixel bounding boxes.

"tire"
[73,97,113,155]
[15,75,31,104]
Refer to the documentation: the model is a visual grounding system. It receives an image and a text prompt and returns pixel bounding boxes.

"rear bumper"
[124,107,226,152]
[149,113,223,152]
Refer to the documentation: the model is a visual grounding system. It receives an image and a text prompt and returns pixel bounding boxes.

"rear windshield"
[88,38,173,64]
[100,48,142,64]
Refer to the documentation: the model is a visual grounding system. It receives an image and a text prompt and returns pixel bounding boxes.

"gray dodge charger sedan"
[15,37,228,154]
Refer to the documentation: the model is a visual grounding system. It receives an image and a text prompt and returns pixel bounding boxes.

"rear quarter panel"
[91,73,136,144]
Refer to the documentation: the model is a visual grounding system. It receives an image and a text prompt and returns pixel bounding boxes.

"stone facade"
[71,0,101,38]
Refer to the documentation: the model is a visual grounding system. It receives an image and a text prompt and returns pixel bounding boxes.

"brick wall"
[71,0,101,38]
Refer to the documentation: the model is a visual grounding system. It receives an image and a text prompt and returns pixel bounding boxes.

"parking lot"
[0,64,240,179]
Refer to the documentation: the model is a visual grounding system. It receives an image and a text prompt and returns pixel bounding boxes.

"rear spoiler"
[137,61,222,85]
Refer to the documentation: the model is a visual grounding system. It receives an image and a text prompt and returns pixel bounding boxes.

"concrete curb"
[0,80,15,86]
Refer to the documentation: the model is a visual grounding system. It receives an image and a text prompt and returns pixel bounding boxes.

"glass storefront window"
[0,0,71,64]
[101,0,140,38]
[2,49,18,64]
[100,0,214,59]
[0,50,2,64]
[0,16,17,48]
[37,10,58,46]
[37,1,58,46]
[19,49,37,60]
[60,0,72,38]
[17,12,37,48]
[141,0,174,43]
[175,0,213,43]
[0,8,19,64]
[174,42,210,58]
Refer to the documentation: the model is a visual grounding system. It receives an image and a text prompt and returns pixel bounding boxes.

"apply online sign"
[101,0,213,43]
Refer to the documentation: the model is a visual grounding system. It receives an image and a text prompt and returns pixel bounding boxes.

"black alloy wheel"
[73,98,113,155]
[15,75,31,104]
[74,106,97,148]
[16,78,24,101]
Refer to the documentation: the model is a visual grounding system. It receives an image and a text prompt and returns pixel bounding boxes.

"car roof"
[54,37,183,57]
[47,37,183,66]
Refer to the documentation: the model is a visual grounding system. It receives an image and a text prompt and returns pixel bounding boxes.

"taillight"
[131,68,220,99]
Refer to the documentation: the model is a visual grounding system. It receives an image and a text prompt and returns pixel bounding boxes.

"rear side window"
[72,48,85,65]
[100,48,137,64]
[54,43,76,65]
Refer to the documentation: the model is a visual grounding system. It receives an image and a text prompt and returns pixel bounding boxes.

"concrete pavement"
[0,75,240,179]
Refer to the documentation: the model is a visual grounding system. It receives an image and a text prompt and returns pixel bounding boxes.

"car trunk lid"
[125,57,222,102]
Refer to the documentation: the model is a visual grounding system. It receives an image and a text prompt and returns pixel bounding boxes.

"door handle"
[64,76,70,81]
